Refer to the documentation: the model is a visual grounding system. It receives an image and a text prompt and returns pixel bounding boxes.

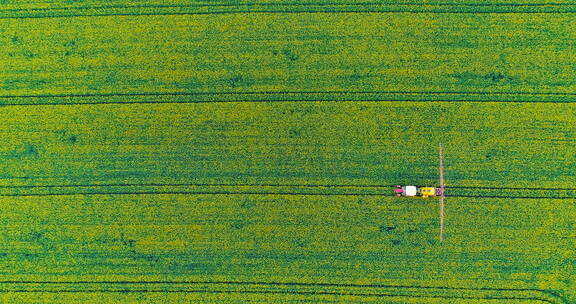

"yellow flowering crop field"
[0,1,575,303]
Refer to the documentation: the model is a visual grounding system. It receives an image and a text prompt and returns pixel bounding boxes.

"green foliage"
[0,0,574,302]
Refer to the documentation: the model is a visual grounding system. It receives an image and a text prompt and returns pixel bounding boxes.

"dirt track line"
[2,90,576,99]
[446,186,576,191]
[0,182,397,189]
[0,289,557,303]
[0,190,573,199]
[1,8,576,19]
[3,99,575,107]
[0,182,574,192]
[0,280,564,303]
[446,194,575,200]
[0,2,574,14]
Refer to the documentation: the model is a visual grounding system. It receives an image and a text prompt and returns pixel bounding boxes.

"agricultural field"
[1,0,575,303]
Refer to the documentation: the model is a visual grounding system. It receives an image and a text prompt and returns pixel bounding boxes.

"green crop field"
[1,0,575,303]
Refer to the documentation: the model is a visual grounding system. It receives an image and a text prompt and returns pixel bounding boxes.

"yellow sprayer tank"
[420,187,436,198]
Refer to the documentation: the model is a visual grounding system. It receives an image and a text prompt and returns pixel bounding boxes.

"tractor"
[394,185,443,198]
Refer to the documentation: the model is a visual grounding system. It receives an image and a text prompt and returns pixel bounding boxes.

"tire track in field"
[0,182,573,199]
[2,99,575,107]
[447,195,575,200]
[2,90,576,98]
[0,280,565,303]
[0,289,557,303]
[1,90,576,106]
[0,192,572,199]
[1,2,575,14]
[1,2,576,19]
[1,183,575,192]
[4,11,573,21]
[0,182,397,189]
[446,186,576,191]
[1,99,575,107]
